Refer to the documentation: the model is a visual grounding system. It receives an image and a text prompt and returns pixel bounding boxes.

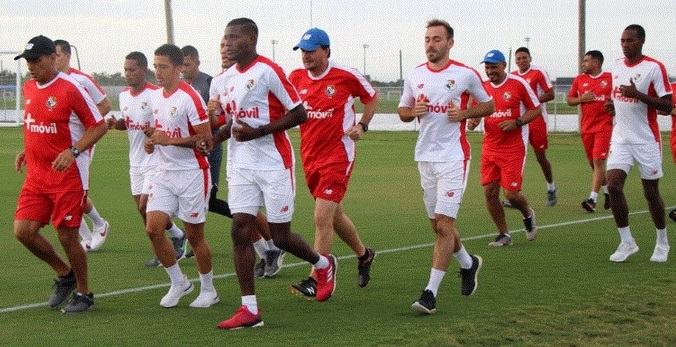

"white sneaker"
[189,290,220,308]
[89,220,109,251]
[80,239,92,252]
[650,244,670,262]
[160,276,193,308]
[609,241,639,262]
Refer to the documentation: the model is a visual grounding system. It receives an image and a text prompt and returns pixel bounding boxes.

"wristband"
[515,118,523,127]
[358,122,368,132]
[258,126,266,137]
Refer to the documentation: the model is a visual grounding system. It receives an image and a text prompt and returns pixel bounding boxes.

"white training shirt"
[119,82,160,168]
[67,67,107,105]
[610,56,672,144]
[399,60,492,162]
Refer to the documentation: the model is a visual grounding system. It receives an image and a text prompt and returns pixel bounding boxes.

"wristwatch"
[358,122,368,132]
[69,146,81,158]
[515,118,523,127]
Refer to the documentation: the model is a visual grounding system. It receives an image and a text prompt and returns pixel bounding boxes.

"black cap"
[14,35,56,61]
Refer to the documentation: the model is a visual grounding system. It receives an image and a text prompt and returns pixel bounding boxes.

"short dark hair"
[53,39,71,54]
[624,24,645,41]
[154,44,183,67]
[585,50,604,65]
[180,45,199,60]
[515,47,530,56]
[125,51,148,69]
[227,17,259,37]
[426,19,454,39]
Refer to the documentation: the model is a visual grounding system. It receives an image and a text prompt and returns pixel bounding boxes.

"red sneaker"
[217,306,264,330]
[314,254,337,302]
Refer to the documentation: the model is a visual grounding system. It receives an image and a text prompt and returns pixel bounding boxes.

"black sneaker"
[459,255,483,296]
[357,247,376,287]
[581,198,596,212]
[253,258,266,279]
[289,277,317,300]
[488,233,513,247]
[61,292,95,313]
[411,289,436,314]
[264,249,285,278]
[523,209,539,241]
[604,193,611,210]
[48,271,76,307]
[670,209,676,222]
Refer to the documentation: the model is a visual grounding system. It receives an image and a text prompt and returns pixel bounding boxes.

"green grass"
[0,128,674,346]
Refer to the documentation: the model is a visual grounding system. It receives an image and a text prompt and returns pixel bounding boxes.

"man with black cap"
[287,27,378,299]
[13,35,107,313]
[467,49,542,248]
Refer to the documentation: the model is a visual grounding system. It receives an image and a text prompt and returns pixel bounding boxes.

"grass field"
[0,128,674,346]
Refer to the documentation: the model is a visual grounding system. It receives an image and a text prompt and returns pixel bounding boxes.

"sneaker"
[604,193,611,210]
[264,249,286,278]
[89,220,109,251]
[48,271,76,307]
[189,290,220,308]
[145,256,162,267]
[217,305,264,330]
[546,188,558,207]
[290,277,317,300]
[411,289,436,315]
[501,200,513,208]
[80,239,92,253]
[650,244,670,262]
[314,254,337,302]
[523,209,538,241]
[171,235,187,261]
[459,255,483,296]
[609,241,639,262]
[581,198,596,212]
[160,275,194,308]
[488,233,513,247]
[185,249,194,258]
[357,247,376,287]
[253,258,266,279]
[61,292,95,314]
[669,209,676,222]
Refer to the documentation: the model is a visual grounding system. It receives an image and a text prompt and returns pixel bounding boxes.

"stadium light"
[271,40,278,62]
[524,37,531,49]
[362,44,369,77]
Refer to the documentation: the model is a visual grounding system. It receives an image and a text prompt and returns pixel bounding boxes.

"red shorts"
[15,187,87,229]
[528,116,548,151]
[581,131,611,161]
[304,161,354,203]
[481,150,526,191]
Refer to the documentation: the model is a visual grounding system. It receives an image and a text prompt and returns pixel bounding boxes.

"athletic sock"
[313,255,329,269]
[425,268,445,297]
[453,245,473,269]
[547,182,557,191]
[242,295,258,315]
[265,239,279,252]
[199,270,215,292]
[86,206,105,229]
[165,263,185,284]
[79,218,93,241]
[253,238,269,259]
[166,223,184,238]
[618,226,634,244]
[602,185,609,194]
[589,191,599,202]
[656,228,668,247]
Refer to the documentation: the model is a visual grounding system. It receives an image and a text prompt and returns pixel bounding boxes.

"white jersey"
[67,67,107,104]
[119,82,160,168]
[610,56,672,144]
[399,60,492,162]
[218,55,302,170]
[150,81,210,171]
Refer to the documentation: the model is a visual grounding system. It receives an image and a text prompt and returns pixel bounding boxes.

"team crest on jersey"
[445,80,456,91]
[140,102,148,111]
[503,92,511,100]
[600,81,608,88]
[525,78,531,84]
[325,85,336,97]
[245,79,256,92]
[417,84,424,89]
[632,74,642,83]
[46,96,57,110]
[169,106,178,118]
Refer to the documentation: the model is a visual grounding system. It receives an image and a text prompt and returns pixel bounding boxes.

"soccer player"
[143,44,219,308]
[567,51,613,212]
[512,47,558,206]
[666,82,676,223]
[13,35,107,313]
[207,37,284,279]
[106,52,187,267]
[287,27,378,298]
[398,19,492,315]
[604,25,672,263]
[210,18,336,329]
[54,39,111,251]
[468,50,542,248]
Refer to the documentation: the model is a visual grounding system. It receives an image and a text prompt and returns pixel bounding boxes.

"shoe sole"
[581,202,596,212]
[61,305,96,314]
[264,250,286,278]
[488,240,513,247]
[411,302,435,315]
[289,285,316,300]
[218,320,265,330]
[463,256,483,296]
[189,295,220,308]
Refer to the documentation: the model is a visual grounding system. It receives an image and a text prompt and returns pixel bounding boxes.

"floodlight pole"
[165,0,175,44]
[578,0,586,74]
[271,40,278,62]
[70,45,81,70]
[362,44,369,77]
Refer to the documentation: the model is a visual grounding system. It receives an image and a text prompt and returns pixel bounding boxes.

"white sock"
[618,226,634,244]
[656,228,668,246]
[265,239,279,252]
[242,295,258,314]
[589,191,599,202]
[166,223,184,238]
[425,268,445,297]
[199,270,214,292]
[602,185,609,194]
[79,218,93,241]
[86,206,105,228]
[313,255,329,269]
[165,263,185,284]
[453,245,473,269]
[253,238,269,259]
[547,182,556,191]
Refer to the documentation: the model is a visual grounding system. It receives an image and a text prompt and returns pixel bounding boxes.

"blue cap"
[293,28,330,51]
[481,50,506,64]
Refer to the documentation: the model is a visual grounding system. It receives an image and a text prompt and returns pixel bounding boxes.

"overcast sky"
[1,0,674,82]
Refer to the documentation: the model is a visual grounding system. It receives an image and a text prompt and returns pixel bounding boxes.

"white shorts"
[607,142,663,180]
[146,168,211,224]
[418,160,469,219]
[129,165,157,196]
[228,167,295,223]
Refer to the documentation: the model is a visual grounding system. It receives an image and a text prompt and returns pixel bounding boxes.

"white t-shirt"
[67,67,107,104]
[119,82,160,168]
